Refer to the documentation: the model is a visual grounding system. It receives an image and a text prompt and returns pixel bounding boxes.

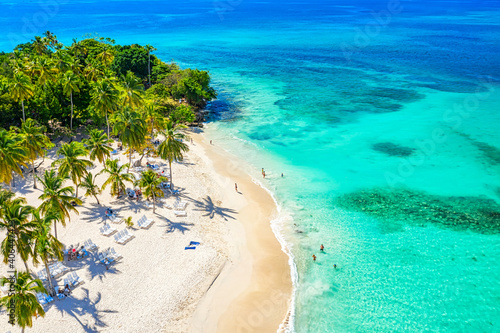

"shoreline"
[0,128,293,333]
[189,131,293,333]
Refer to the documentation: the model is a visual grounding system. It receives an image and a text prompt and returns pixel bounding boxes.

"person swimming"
[320,244,324,252]
[312,254,317,261]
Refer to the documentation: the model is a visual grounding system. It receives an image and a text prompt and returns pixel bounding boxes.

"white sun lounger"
[114,229,135,244]
[174,201,188,210]
[100,223,117,237]
[174,210,187,217]
[137,215,154,229]
[107,247,123,261]
[109,215,123,224]
[70,272,84,286]
[84,239,98,251]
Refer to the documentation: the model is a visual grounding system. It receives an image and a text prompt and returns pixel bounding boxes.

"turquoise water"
[2,1,500,331]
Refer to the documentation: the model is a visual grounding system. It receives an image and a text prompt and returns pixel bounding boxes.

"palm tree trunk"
[22,99,25,122]
[75,185,78,198]
[148,52,151,87]
[169,159,173,190]
[32,159,37,189]
[44,260,55,295]
[53,222,58,240]
[23,259,30,272]
[152,192,156,213]
[70,92,74,130]
[94,194,100,205]
[128,148,132,173]
[105,112,110,138]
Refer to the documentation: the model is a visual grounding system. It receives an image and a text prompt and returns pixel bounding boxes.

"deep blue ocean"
[2,1,500,332]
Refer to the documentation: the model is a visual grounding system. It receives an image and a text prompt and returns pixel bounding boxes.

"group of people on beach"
[67,246,88,261]
[312,244,337,269]
[58,284,71,296]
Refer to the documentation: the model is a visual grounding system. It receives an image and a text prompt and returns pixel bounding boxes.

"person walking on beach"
[312,254,317,261]
[235,183,238,192]
[320,244,324,252]
[210,140,212,145]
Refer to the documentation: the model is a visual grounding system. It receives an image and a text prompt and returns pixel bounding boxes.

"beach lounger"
[190,241,200,246]
[100,223,117,237]
[109,215,123,224]
[174,210,187,217]
[174,201,187,210]
[137,215,154,229]
[108,248,123,260]
[114,229,135,244]
[185,246,196,250]
[36,292,53,305]
[84,239,98,251]
[98,252,114,265]
[70,272,84,286]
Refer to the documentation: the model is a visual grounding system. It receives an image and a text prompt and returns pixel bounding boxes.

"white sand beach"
[0,130,291,333]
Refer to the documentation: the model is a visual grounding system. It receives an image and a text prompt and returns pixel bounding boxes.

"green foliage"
[0,271,47,331]
[171,104,196,124]
[0,33,216,129]
[111,45,150,80]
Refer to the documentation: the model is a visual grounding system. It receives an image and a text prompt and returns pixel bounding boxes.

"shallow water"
[2,0,500,331]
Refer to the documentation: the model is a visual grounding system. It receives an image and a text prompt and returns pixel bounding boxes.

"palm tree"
[79,172,102,205]
[52,141,93,198]
[99,159,133,198]
[0,203,35,271]
[10,72,34,121]
[0,129,27,188]
[112,107,146,172]
[96,48,115,67]
[145,44,157,87]
[14,119,53,189]
[143,103,166,139]
[157,120,189,189]
[0,271,47,333]
[84,63,104,82]
[61,70,81,130]
[91,79,120,137]
[137,169,165,213]
[32,36,49,55]
[31,210,63,295]
[37,170,81,239]
[83,129,113,165]
[33,57,58,90]
[120,71,144,108]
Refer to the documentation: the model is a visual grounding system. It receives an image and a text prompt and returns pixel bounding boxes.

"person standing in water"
[320,244,325,252]
[312,254,317,261]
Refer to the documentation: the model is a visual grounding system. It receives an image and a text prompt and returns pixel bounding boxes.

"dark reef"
[335,188,500,234]
[372,142,416,157]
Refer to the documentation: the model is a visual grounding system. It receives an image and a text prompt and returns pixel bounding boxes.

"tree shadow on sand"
[156,215,193,234]
[188,195,237,221]
[50,287,118,333]
[86,252,122,282]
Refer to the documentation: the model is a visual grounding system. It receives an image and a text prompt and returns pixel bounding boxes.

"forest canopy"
[0,32,217,131]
